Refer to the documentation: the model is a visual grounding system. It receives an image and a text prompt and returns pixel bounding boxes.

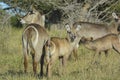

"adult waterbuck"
[20,8,45,27]
[21,9,49,75]
[67,12,120,59]
[72,13,120,40]
[40,25,80,78]
[80,34,120,64]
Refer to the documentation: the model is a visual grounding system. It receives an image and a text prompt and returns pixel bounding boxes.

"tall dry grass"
[0,26,120,80]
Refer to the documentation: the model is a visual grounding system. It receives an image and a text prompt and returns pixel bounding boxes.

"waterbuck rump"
[22,23,49,74]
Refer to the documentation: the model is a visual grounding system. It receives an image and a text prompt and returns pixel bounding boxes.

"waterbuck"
[80,34,120,64]
[40,25,80,78]
[21,9,49,75]
[20,8,45,27]
[67,12,120,59]
[72,13,120,40]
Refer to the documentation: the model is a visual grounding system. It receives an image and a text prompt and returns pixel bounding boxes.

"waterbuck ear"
[30,5,36,12]
[32,8,38,13]
[41,15,45,20]
[112,12,119,19]
[76,25,81,31]
[40,15,45,27]
[65,24,71,32]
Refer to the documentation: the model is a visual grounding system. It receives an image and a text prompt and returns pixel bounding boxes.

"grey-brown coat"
[41,25,80,78]
[22,24,49,74]
[66,12,120,59]
[80,34,120,63]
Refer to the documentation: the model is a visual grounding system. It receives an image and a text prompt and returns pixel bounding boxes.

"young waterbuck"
[21,9,49,75]
[40,25,80,78]
[67,12,120,59]
[80,34,120,64]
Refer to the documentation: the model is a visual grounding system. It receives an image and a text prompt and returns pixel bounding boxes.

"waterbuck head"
[80,37,93,44]
[20,8,45,27]
[112,12,120,32]
[65,24,80,42]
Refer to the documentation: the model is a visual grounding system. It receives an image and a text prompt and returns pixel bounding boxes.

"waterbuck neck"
[31,14,45,27]
[67,36,80,51]
[108,20,120,34]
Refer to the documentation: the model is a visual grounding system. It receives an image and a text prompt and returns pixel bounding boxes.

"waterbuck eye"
[28,11,34,14]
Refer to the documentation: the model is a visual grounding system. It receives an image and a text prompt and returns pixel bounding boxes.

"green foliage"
[108,1,120,13]
[10,15,22,28]
[35,1,53,14]
[0,9,7,19]
[2,0,120,24]
[114,3,120,13]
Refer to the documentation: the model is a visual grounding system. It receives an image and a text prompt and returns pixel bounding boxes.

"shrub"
[10,15,22,28]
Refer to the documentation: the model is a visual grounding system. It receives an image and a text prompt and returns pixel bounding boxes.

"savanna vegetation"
[0,0,120,80]
[1,27,120,80]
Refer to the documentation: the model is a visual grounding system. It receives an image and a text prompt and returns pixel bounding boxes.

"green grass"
[0,27,120,80]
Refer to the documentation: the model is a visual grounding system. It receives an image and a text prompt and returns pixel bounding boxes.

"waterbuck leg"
[104,50,108,64]
[92,50,100,65]
[32,54,38,75]
[62,56,67,75]
[40,53,44,77]
[23,48,28,73]
[97,52,101,64]
[113,44,120,55]
[73,48,78,60]
[40,61,43,77]
[46,62,52,78]
[91,52,96,64]
[59,57,63,76]
[104,50,108,57]
[24,53,28,73]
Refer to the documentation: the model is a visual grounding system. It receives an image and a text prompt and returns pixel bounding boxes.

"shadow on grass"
[0,70,45,80]
[0,70,23,80]
[0,70,25,77]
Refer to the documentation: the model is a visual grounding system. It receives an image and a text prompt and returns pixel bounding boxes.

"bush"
[10,15,22,28]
